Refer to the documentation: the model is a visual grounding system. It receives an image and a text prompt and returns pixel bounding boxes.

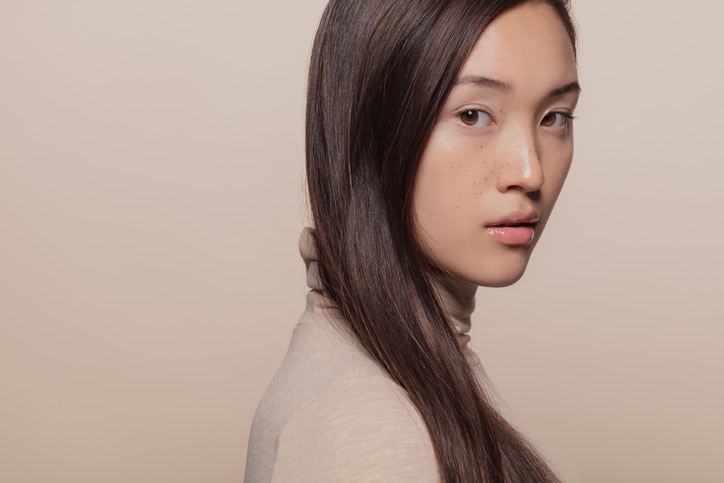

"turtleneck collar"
[298,227,476,345]
[429,272,476,345]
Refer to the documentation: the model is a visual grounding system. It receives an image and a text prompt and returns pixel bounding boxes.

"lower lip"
[485,226,535,245]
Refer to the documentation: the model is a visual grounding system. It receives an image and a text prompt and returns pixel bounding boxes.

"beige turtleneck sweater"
[244,228,503,482]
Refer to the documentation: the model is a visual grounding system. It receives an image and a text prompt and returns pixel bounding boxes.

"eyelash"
[456,109,577,129]
[541,111,576,129]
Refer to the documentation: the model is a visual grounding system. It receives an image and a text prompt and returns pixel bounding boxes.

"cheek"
[412,135,498,272]
[413,137,483,225]
[417,127,496,193]
[542,143,574,197]
[554,150,574,188]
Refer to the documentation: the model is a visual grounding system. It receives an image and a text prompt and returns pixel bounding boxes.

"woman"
[246,0,580,481]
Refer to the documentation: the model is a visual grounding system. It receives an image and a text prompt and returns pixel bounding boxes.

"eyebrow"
[549,81,582,98]
[454,75,582,99]
[455,75,511,91]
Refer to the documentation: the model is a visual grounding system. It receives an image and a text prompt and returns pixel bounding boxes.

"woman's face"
[413,1,579,288]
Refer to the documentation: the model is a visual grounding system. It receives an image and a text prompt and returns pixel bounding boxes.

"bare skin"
[414,1,580,290]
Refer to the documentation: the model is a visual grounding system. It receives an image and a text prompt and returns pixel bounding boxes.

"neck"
[430,273,477,345]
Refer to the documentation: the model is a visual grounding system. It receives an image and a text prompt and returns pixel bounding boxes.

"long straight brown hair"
[306,0,576,481]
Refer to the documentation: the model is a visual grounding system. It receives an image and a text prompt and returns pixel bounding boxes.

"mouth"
[485,213,539,245]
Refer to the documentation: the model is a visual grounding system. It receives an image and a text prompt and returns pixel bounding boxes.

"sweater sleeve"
[270,375,440,483]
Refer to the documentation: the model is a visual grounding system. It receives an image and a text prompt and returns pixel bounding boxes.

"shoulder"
[271,375,440,482]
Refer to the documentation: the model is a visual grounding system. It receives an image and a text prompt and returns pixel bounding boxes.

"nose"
[496,128,544,194]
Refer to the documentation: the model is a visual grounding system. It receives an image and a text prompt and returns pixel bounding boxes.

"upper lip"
[486,211,540,227]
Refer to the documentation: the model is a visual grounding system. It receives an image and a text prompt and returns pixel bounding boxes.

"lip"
[485,211,539,245]
[486,211,540,227]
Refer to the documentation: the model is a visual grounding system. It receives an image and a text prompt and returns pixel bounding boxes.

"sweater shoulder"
[272,375,440,482]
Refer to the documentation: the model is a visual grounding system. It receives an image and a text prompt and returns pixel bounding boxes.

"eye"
[541,111,574,129]
[458,109,493,127]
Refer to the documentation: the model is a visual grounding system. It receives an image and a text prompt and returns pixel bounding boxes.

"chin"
[456,257,531,288]
[478,271,526,288]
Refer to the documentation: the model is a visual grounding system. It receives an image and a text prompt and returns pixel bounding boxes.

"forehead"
[458,2,577,88]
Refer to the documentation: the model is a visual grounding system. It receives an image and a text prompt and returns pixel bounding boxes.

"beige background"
[1,1,722,482]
